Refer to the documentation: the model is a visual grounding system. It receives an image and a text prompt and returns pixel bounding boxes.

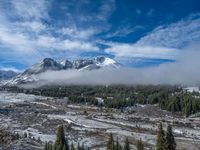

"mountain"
[4,57,120,86]
[0,70,18,80]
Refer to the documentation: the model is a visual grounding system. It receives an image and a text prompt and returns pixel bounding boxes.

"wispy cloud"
[104,14,200,59]
[105,25,144,38]
[136,9,142,15]
[105,43,177,59]
[58,27,97,40]
[11,0,50,21]
[137,14,200,49]
[146,8,155,17]
[96,0,116,21]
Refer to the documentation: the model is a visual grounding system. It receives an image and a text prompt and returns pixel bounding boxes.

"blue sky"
[0,0,200,71]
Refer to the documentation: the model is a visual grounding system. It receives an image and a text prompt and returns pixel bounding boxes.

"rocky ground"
[0,91,200,150]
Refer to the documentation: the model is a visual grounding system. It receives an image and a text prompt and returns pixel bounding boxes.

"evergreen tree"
[70,143,75,150]
[44,142,48,150]
[55,125,69,150]
[165,124,176,150]
[156,123,166,150]
[49,143,53,150]
[47,142,53,150]
[123,137,130,150]
[62,144,67,150]
[77,143,81,150]
[136,139,144,150]
[116,137,122,150]
[106,133,115,150]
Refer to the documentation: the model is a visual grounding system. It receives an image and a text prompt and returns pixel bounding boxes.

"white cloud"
[146,8,155,17]
[105,43,178,59]
[105,14,200,59]
[97,0,116,21]
[59,27,97,40]
[136,9,142,15]
[106,25,144,38]
[37,36,99,51]
[11,0,50,20]
[0,67,21,73]
[137,14,200,48]
[0,25,35,52]
[17,21,46,33]
[0,0,100,64]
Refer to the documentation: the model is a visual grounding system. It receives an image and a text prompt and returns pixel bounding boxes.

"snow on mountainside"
[4,57,120,86]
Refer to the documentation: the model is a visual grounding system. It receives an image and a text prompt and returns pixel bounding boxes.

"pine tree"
[55,125,65,148]
[77,142,85,150]
[55,125,69,150]
[136,139,144,150]
[77,143,81,150]
[165,124,176,150]
[70,143,75,150]
[156,123,166,150]
[62,144,66,150]
[123,137,130,150]
[106,133,115,150]
[116,137,122,150]
[65,139,69,150]
[49,143,53,150]
[44,142,48,150]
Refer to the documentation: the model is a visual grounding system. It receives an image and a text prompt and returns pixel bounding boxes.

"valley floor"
[0,91,200,150]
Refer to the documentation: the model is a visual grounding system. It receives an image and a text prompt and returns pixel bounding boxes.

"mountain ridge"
[4,56,120,86]
[0,70,18,80]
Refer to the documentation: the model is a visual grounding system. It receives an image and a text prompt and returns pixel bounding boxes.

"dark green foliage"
[77,143,86,150]
[44,142,53,150]
[123,137,130,150]
[106,133,115,150]
[156,123,166,150]
[136,139,144,150]
[6,85,200,116]
[55,125,69,150]
[165,125,176,150]
[70,143,75,150]
[44,142,48,150]
[115,137,122,150]
[42,123,177,150]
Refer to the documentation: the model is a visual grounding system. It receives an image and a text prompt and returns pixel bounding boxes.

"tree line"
[4,85,200,116]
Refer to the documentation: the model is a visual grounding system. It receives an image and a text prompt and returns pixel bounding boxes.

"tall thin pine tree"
[156,123,166,150]
[165,124,176,150]
[123,137,130,150]
[106,133,115,150]
[136,138,144,150]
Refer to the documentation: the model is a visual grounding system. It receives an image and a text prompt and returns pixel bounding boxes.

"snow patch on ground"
[30,102,56,109]
[15,128,56,142]
[0,92,50,104]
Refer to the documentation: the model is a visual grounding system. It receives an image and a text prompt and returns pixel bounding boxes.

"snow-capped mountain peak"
[4,57,120,86]
[23,58,63,75]
[95,57,119,67]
